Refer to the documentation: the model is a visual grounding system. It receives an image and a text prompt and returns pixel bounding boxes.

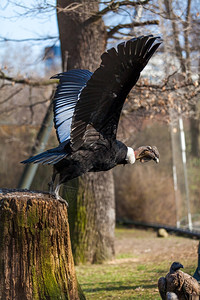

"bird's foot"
[57,196,69,207]
[51,184,68,207]
[52,192,68,207]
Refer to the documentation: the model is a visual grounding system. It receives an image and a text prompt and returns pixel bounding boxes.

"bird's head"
[170,262,184,273]
[134,146,160,164]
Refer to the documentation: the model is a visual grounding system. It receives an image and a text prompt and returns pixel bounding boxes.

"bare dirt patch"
[114,227,199,267]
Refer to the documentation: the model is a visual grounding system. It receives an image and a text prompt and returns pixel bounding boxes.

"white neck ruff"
[126,147,136,164]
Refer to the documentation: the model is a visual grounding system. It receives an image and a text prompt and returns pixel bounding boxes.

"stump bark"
[0,189,85,300]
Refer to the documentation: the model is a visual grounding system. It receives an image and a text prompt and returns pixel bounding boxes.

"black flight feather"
[70,35,162,151]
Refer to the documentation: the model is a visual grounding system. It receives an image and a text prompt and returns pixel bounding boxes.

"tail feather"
[21,151,66,165]
[21,141,69,165]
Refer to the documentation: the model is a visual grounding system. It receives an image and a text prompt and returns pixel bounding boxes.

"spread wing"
[52,35,161,149]
[52,69,92,143]
[70,35,162,150]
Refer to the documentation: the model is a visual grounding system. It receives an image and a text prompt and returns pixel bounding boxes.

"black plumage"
[21,35,161,202]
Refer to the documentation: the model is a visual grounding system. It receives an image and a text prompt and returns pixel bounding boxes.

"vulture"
[22,35,161,204]
[158,262,200,300]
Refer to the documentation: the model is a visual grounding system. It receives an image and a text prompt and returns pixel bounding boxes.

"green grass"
[76,260,165,299]
[75,228,198,299]
[115,253,135,259]
[76,258,196,300]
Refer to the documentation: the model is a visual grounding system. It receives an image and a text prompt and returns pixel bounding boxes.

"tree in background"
[160,0,200,157]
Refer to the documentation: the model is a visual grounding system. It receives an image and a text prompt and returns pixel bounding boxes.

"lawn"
[76,227,199,299]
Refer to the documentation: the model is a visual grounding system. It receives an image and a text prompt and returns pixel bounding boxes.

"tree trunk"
[163,0,186,73]
[0,189,85,300]
[56,0,115,264]
[67,172,115,264]
[57,0,106,71]
[190,104,200,157]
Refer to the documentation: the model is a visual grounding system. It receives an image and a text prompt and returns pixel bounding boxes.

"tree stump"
[0,189,85,300]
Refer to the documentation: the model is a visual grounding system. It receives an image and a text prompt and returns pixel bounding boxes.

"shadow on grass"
[82,281,157,293]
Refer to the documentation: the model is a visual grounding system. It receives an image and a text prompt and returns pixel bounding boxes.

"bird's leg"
[48,181,54,194]
[48,167,57,194]
[48,169,68,207]
[53,183,68,207]
[54,184,61,199]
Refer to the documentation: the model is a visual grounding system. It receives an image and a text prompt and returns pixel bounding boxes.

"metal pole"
[18,100,54,189]
[170,112,180,228]
[158,4,181,228]
[179,117,192,230]
[172,165,180,228]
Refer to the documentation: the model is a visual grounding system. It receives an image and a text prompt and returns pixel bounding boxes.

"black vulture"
[22,35,161,203]
[158,262,200,300]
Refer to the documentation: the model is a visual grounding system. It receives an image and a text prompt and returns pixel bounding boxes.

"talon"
[58,197,68,207]
[51,192,68,207]
[52,184,68,207]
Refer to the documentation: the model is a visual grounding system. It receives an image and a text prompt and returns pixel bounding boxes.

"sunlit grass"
[76,260,166,299]
[76,228,198,299]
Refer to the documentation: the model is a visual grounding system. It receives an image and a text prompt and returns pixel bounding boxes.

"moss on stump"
[0,189,85,300]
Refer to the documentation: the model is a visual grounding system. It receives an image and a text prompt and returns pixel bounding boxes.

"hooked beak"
[135,146,160,164]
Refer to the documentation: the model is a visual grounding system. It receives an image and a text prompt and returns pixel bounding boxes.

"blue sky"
[0,1,59,74]
[0,1,58,39]
[0,1,161,75]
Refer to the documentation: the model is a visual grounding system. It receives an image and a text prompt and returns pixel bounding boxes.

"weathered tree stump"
[0,189,85,300]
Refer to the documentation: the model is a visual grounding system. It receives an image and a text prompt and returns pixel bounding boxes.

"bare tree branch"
[57,2,83,13]
[84,0,151,25]
[163,0,186,73]
[183,0,192,78]
[4,1,83,19]
[0,87,24,105]
[0,36,58,43]
[4,0,55,18]
[137,80,199,91]
[0,71,58,87]
[107,20,159,38]
[0,99,49,115]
